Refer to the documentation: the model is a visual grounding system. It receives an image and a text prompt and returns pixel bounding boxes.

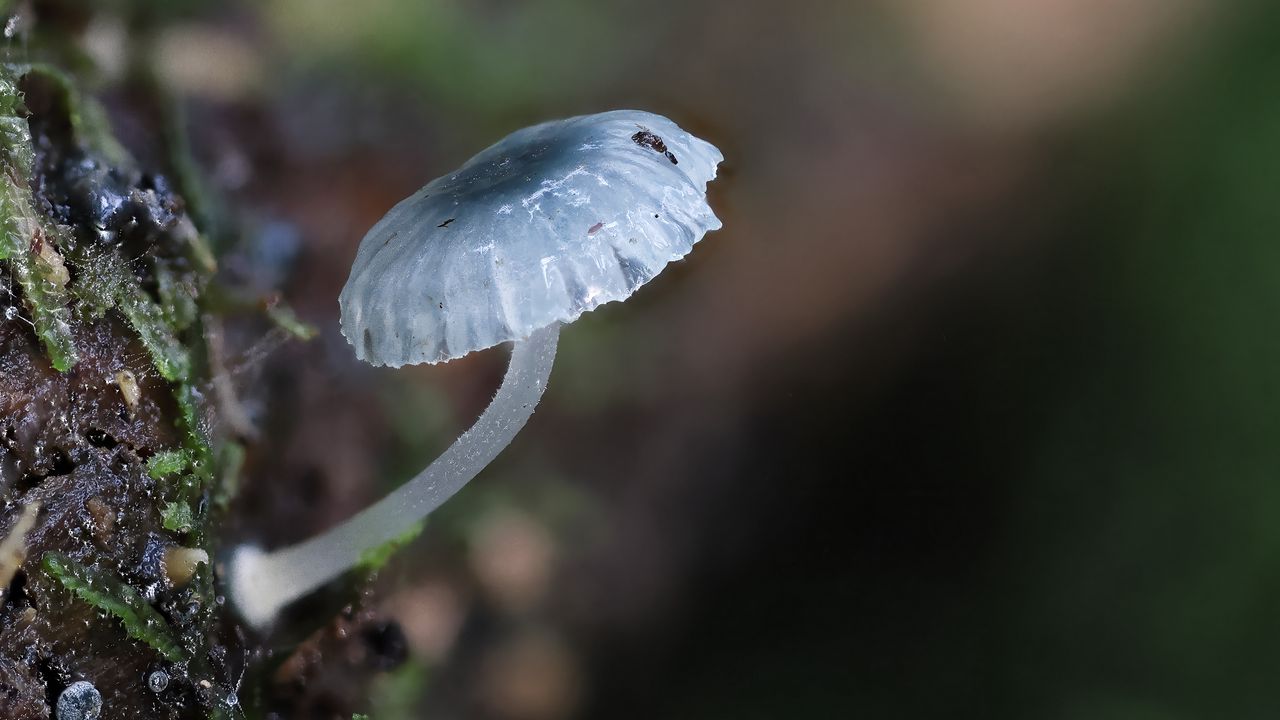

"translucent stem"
[229,323,560,628]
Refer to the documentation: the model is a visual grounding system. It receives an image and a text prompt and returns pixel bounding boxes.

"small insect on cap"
[339,110,723,368]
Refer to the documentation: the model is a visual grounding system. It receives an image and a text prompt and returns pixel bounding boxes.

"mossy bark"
[0,6,410,718]
[0,36,235,720]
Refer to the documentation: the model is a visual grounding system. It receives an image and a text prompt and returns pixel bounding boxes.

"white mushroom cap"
[340,110,723,367]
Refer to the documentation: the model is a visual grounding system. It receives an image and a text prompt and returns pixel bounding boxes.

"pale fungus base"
[230,323,561,628]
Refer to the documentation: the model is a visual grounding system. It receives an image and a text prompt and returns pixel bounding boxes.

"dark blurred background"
[83,0,1280,716]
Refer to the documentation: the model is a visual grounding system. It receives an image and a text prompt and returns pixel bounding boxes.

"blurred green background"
[79,0,1280,716]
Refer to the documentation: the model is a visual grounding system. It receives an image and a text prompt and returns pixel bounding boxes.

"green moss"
[148,449,193,480]
[168,383,214,546]
[0,68,78,372]
[66,244,193,386]
[213,440,246,512]
[265,300,318,340]
[114,275,191,381]
[160,501,195,534]
[0,62,205,378]
[42,552,186,662]
[141,397,209,539]
[174,382,213,477]
[19,63,129,164]
[0,58,209,395]
[156,264,200,331]
[356,520,426,573]
[1,29,237,720]
[370,660,431,720]
[124,255,192,380]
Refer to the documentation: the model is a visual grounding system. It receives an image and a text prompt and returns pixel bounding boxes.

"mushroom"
[229,110,722,628]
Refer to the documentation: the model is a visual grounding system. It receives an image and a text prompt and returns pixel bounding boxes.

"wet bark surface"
[0,318,203,719]
[0,6,401,716]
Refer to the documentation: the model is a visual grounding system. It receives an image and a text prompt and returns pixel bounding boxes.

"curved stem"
[230,322,561,628]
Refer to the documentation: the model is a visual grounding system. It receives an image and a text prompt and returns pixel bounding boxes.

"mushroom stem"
[229,322,561,629]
